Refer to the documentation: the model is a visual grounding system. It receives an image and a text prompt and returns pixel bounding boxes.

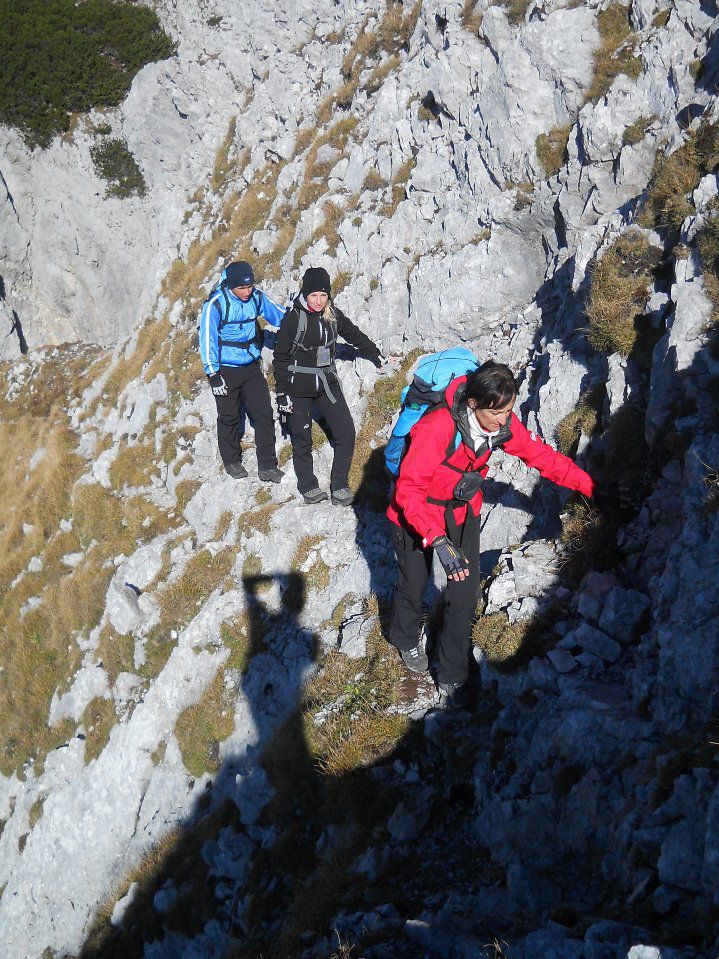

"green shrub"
[90,138,146,199]
[0,0,175,148]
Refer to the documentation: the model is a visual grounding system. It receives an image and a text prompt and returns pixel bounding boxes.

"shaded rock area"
[0,0,718,957]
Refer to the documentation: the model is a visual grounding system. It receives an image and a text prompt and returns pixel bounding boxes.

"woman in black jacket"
[273,267,384,505]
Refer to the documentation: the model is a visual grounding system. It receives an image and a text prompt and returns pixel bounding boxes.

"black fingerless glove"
[432,536,469,577]
[208,372,227,396]
[276,393,293,417]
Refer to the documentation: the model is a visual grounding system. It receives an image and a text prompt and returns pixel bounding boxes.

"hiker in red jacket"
[387,361,594,709]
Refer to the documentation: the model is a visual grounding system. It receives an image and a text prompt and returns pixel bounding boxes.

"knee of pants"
[335,422,356,448]
[289,422,312,453]
[217,411,240,427]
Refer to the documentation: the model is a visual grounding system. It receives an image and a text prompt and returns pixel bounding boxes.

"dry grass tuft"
[94,626,135,685]
[154,548,235,634]
[210,116,238,191]
[537,4,642,181]
[472,610,554,672]
[640,121,719,233]
[362,168,386,192]
[559,499,620,582]
[238,502,282,540]
[332,270,352,297]
[587,3,642,103]
[221,615,253,673]
[82,696,117,763]
[292,535,330,591]
[213,510,234,540]
[498,0,530,25]
[175,667,234,778]
[461,0,484,33]
[586,231,661,356]
[100,317,172,411]
[555,387,603,456]
[366,54,400,95]
[622,114,656,147]
[242,553,263,579]
[175,479,202,513]
[695,202,719,328]
[73,484,174,557]
[0,554,111,776]
[0,418,80,592]
[304,633,408,776]
[378,184,408,218]
[535,123,572,179]
[109,440,158,490]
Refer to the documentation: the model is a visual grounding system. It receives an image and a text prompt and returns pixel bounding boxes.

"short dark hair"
[465,361,518,409]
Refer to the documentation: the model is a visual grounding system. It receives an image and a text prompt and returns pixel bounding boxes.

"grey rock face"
[1,0,719,955]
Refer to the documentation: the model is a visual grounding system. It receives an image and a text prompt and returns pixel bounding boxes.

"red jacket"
[387,377,594,545]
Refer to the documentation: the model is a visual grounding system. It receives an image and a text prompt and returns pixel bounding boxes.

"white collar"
[467,404,499,451]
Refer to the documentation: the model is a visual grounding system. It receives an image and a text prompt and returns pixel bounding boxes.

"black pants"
[389,513,481,684]
[287,391,356,494]
[214,363,278,470]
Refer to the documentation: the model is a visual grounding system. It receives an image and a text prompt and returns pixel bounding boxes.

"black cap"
[301,267,331,298]
[225,260,254,288]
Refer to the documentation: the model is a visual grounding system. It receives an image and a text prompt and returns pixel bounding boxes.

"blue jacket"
[199,286,285,375]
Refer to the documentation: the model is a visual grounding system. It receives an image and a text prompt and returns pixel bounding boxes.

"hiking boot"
[400,644,429,673]
[437,680,474,711]
[258,467,284,483]
[224,461,248,480]
[302,487,329,505]
[331,486,354,506]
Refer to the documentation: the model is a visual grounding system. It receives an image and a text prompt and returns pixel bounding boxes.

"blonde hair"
[321,300,337,327]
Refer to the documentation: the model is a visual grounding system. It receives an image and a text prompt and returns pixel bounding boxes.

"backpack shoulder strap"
[216,282,231,330]
[251,290,262,319]
[289,309,308,356]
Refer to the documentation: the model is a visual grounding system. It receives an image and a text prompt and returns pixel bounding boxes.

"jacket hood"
[445,377,475,450]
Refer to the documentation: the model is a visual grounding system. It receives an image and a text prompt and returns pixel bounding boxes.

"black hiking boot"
[437,680,474,712]
[303,487,329,505]
[331,486,354,506]
[400,644,429,673]
[224,461,248,480]
[258,467,284,483]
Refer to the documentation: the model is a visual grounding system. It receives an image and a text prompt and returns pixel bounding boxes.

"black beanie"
[301,267,331,298]
[225,260,254,288]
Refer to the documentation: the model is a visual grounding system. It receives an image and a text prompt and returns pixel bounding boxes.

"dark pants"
[214,363,278,470]
[287,391,356,494]
[389,513,481,684]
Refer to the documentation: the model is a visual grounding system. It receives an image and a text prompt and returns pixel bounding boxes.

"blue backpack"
[384,347,479,477]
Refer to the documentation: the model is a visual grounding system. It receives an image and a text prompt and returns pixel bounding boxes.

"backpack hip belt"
[288,361,339,403]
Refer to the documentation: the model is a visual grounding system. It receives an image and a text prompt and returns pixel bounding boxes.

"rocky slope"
[0,0,718,957]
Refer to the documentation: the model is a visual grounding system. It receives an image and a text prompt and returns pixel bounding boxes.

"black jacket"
[273,296,382,399]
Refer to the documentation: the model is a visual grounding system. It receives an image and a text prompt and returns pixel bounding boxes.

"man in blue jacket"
[199,260,285,481]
